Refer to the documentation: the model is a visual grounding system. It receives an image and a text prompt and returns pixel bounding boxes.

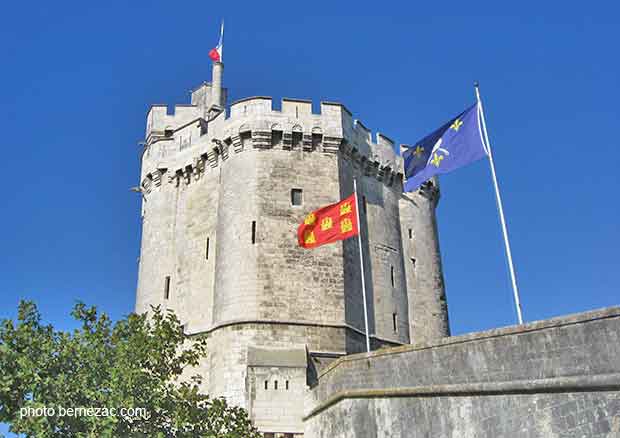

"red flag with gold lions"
[297,194,359,249]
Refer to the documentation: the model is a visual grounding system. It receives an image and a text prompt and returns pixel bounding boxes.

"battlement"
[141,94,404,194]
[146,104,201,138]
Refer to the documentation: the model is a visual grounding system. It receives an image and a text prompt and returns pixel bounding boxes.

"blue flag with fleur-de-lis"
[402,103,488,192]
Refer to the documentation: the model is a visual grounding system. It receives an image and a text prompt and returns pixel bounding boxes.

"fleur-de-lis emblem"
[430,153,444,167]
[450,119,463,131]
[304,213,316,225]
[413,145,425,158]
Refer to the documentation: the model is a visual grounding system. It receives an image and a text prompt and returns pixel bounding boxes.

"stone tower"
[135,62,449,436]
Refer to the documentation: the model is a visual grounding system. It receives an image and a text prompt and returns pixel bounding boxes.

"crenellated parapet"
[140,95,405,195]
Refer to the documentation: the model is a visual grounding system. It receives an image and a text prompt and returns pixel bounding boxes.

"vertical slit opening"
[164,276,171,300]
[252,221,256,244]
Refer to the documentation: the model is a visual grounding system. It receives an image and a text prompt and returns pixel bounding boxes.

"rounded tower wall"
[399,177,450,343]
[212,150,260,324]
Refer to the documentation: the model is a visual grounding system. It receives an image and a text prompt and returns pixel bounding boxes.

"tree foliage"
[0,301,262,438]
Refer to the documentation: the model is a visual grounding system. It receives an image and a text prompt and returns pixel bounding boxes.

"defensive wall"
[304,306,620,437]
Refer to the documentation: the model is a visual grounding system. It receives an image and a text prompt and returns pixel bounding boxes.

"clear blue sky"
[1,1,618,337]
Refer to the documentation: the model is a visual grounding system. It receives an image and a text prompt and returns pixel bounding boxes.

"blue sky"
[1,1,618,341]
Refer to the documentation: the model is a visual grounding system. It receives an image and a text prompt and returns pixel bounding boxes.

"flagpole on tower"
[353,178,371,352]
[474,82,524,325]
[219,20,224,61]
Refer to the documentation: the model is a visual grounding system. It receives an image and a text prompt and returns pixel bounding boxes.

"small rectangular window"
[390,266,394,287]
[362,196,367,213]
[393,313,398,332]
[291,188,303,206]
[264,380,268,390]
[285,380,289,390]
[411,258,416,268]
[408,228,413,239]
[205,237,210,260]
[164,276,171,300]
[274,380,278,390]
[251,221,256,244]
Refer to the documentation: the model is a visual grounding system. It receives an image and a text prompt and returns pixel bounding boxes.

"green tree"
[0,301,262,438]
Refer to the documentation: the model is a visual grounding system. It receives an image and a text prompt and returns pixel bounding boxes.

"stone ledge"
[317,306,620,379]
[304,372,620,421]
[184,318,404,348]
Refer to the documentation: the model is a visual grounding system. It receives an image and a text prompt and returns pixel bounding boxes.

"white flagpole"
[219,20,224,61]
[353,178,371,352]
[475,82,524,325]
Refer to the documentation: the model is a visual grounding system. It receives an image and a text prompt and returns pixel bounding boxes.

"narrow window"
[411,258,416,269]
[291,188,303,206]
[271,130,283,147]
[264,380,268,390]
[274,380,278,390]
[391,266,394,287]
[251,221,256,244]
[393,313,398,332]
[408,228,413,239]
[286,380,289,390]
[164,276,171,300]
[205,237,210,260]
[292,131,303,148]
[362,196,367,213]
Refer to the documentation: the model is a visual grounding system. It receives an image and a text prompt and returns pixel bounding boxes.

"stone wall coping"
[303,372,620,421]
[229,96,273,106]
[316,306,620,380]
[282,97,313,104]
[320,101,353,116]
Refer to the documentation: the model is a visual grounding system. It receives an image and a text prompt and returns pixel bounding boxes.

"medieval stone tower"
[135,62,450,436]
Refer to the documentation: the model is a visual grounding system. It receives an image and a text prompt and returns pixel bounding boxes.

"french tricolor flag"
[208,21,224,62]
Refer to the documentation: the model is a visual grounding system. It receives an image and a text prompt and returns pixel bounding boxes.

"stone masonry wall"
[136,83,451,435]
[398,178,450,343]
[305,306,620,438]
